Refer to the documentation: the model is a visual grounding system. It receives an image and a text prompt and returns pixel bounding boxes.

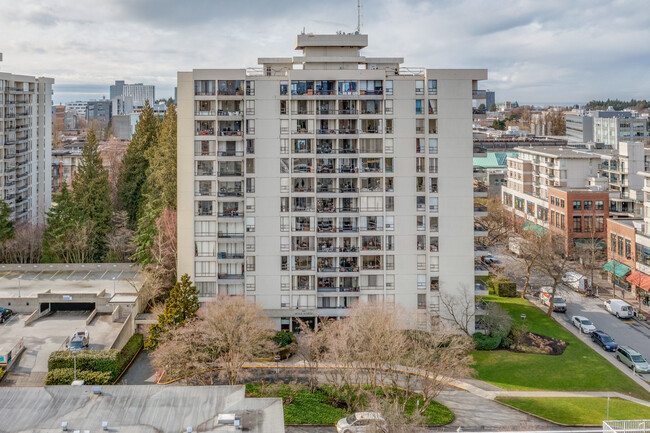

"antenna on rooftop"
[357,0,362,33]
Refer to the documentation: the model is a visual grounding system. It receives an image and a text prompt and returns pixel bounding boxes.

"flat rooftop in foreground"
[0,263,141,298]
[0,385,285,433]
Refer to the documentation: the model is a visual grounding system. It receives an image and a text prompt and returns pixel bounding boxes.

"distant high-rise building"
[177,33,487,332]
[0,69,54,224]
[86,99,111,124]
[109,80,155,109]
[485,91,495,110]
[65,101,88,118]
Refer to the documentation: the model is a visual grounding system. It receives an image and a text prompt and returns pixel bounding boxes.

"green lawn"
[245,383,454,425]
[472,296,650,401]
[497,397,650,425]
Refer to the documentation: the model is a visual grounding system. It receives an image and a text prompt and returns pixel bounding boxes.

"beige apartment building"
[0,67,54,224]
[177,33,487,331]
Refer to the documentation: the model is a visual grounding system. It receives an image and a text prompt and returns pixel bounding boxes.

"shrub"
[45,368,112,385]
[492,278,517,297]
[47,334,143,382]
[272,331,295,348]
[473,332,501,350]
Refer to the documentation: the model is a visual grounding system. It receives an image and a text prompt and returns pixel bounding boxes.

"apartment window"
[572,216,582,233]
[618,236,624,255]
[551,196,555,206]
[428,99,438,115]
[417,294,426,309]
[429,197,439,212]
[246,99,255,115]
[584,216,593,233]
[386,235,394,251]
[596,216,604,232]
[427,80,437,94]
[625,239,632,259]
[246,256,256,272]
[417,215,426,231]
[385,99,393,114]
[596,200,604,210]
[429,138,438,154]
[560,199,565,209]
[385,197,394,212]
[415,100,424,115]
[416,157,425,173]
[584,200,593,210]
[246,236,255,252]
[573,200,581,210]
[280,100,287,115]
[611,233,616,253]
[560,213,565,229]
[386,216,394,231]
[386,255,395,270]
[246,158,255,174]
[194,80,215,96]
[415,80,424,95]
[246,80,255,96]
[385,80,393,95]
[417,274,426,290]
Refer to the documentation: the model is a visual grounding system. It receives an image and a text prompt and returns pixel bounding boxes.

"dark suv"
[0,308,13,324]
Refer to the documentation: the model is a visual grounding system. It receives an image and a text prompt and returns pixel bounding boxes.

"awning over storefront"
[626,271,650,292]
[574,238,606,249]
[522,221,546,236]
[602,260,631,278]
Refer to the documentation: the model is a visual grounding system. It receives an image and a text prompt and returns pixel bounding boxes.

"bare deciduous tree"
[515,229,544,299]
[1,223,43,263]
[295,318,326,392]
[537,233,573,316]
[479,197,514,247]
[439,288,476,336]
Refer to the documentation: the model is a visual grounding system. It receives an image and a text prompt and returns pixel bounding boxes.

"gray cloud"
[2,0,649,104]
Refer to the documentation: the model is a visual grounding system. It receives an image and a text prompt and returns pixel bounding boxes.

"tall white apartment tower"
[177,34,487,331]
[0,62,54,224]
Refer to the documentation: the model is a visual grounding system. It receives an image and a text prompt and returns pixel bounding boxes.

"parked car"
[0,308,13,324]
[604,299,634,319]
[484,254,500,265]
[539,288,567,313]
[616,346,650,374]
[591,330,618,351]
[336,412,388,433]
[68,330,90,351]
[571,315,596,334]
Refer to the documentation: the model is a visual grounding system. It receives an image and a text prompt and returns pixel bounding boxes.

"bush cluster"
[46,334,143,385]
[46,368,112,385]
[473,333,502,350]
[491,278,517,297]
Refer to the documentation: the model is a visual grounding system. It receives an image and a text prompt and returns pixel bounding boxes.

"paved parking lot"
[0,311,123,386]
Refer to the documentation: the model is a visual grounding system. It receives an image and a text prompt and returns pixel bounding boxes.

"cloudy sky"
[1,0,649,105]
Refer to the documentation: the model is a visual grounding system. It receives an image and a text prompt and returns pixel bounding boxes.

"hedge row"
[491,278,517,297]
[46,368,112,385]
[47,334,144,384]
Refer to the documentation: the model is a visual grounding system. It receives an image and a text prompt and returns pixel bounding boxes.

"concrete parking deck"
[0,311,124,386]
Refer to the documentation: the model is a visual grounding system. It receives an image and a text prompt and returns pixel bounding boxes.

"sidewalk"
[591,271,650,325]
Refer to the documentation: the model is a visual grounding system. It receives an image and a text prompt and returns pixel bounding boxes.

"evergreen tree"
[131,197,161,265]
[146,104,177,210]
[0,199,15,246]
[118,100,159,227]
[145,273,199,350]
[42,181,91,263]
[71,127,113,261]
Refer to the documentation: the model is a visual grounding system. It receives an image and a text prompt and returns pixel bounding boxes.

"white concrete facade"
[0,72,53,224]
[177,34,486,330]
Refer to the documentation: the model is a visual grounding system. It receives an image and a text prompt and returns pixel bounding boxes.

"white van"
[604,299,634,319]
[563,271,590,293]
[539,287,567,312]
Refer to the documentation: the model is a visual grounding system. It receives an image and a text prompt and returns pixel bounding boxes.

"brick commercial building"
[547,186,610,253]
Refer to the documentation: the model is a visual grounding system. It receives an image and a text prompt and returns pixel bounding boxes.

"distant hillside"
[586,99,650,111]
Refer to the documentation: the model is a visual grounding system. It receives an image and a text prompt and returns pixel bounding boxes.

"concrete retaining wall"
[86,309,98,325]
[110,312,135,351]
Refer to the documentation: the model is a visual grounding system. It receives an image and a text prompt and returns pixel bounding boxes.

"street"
[491,248,650,384]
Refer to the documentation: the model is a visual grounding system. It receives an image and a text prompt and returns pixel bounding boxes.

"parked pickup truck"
[539,288,567,313]
[68,330,89,351]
